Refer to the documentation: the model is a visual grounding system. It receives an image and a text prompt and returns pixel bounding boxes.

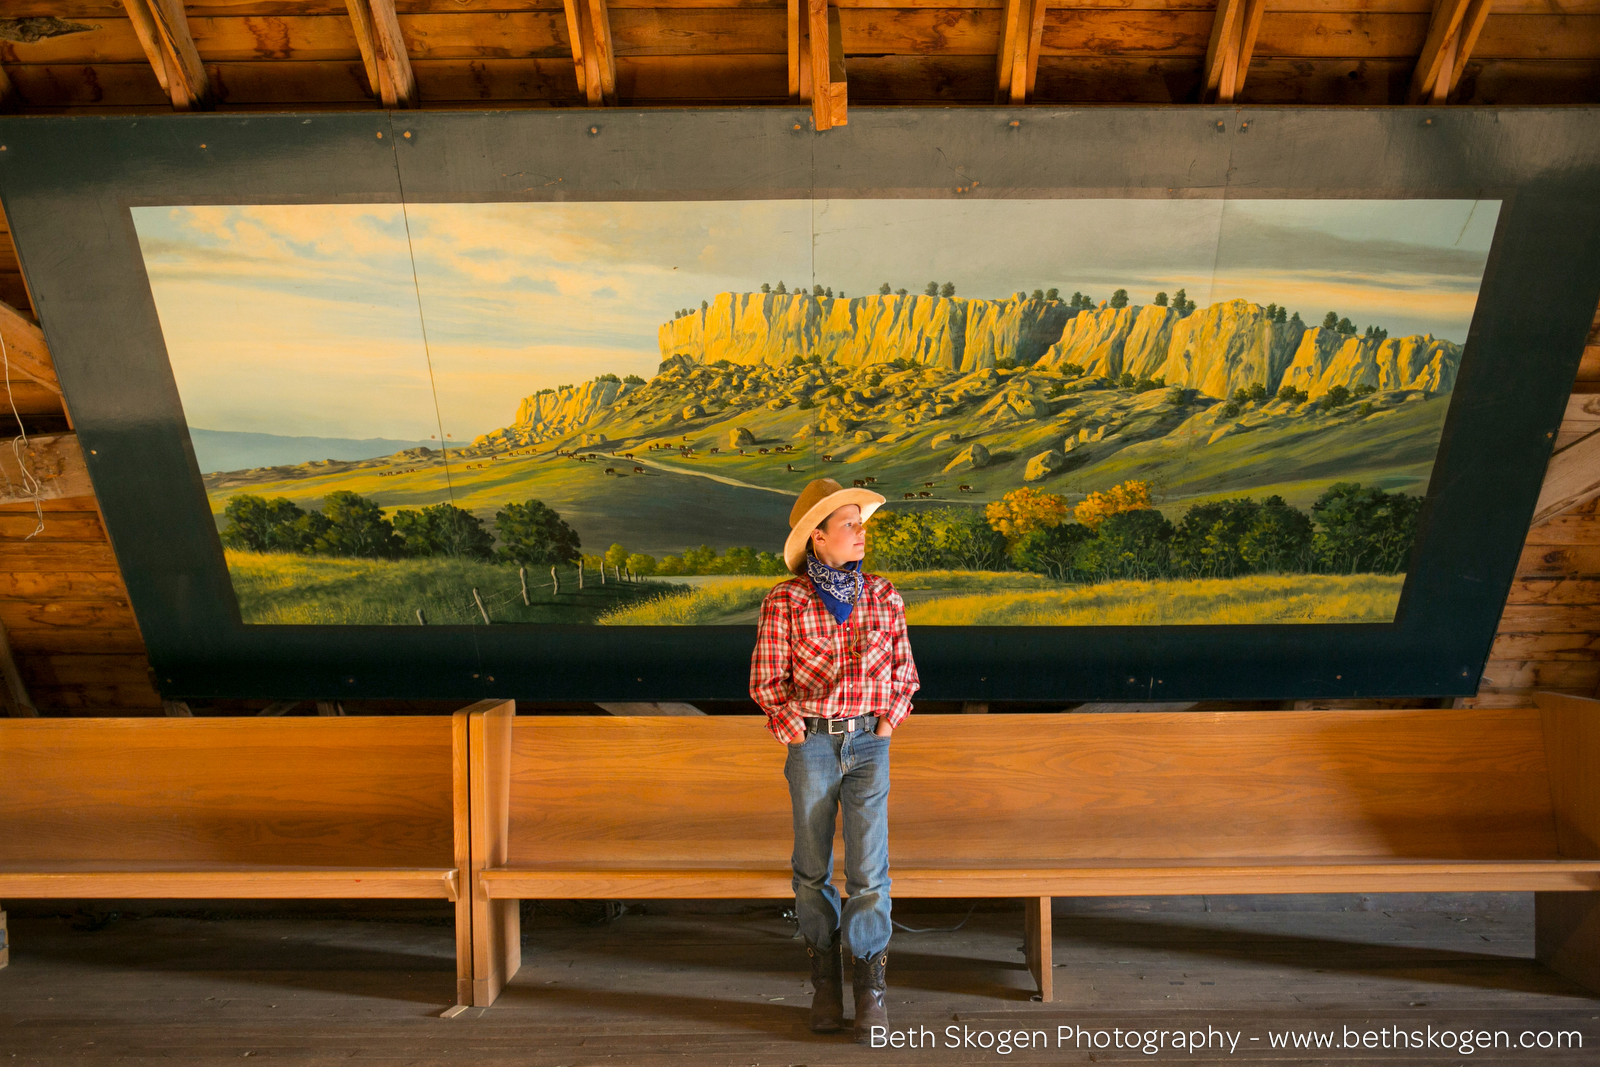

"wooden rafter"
[806,0,846,129]
[120,0,213,111]
[563,0,616,105]
[787,0,802,102]
[1202,0,1259,104]
[1410,0,1476,103]
[997,0,1024,101]
[346,0,417,109]
[585,0,618,106]
[0,300,60,398]
[997,0,1046,104]
[1021,0,1046,102]
[1229,0,1267,100]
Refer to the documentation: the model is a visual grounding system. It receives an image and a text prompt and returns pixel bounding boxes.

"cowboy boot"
[805,935,845,1033]
[852,950,889,1043]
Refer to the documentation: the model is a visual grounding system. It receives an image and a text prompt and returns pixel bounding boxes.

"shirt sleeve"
[750,587,807,744]
[881,585,920,730]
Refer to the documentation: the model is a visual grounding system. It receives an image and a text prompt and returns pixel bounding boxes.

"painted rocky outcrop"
[663,292,1463,403]
[476,377,638,447]
[1281,328,1462,400]
[659,292,1072,374]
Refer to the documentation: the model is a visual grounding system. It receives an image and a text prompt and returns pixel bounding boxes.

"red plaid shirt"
[749,573,920,744]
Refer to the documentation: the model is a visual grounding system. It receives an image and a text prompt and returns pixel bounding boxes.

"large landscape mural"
[133,197,1498,627]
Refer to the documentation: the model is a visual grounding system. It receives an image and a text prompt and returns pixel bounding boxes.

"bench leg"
[1536,891,1600,995]
[1023,896,1052,1002]
[472,894,521,1007]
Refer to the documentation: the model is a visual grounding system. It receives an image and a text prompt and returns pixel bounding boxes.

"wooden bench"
[0,705,492,1005]
[465,695,1600,1006]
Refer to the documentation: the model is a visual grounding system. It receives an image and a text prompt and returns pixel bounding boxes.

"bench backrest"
[499,709,1564,864]
[0,716,464,867]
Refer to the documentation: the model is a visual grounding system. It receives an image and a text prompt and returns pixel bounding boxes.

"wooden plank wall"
[1468,312,1600,707]
[4,0,1599,110]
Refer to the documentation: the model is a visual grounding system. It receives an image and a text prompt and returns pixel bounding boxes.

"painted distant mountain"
[189,429,438,474]
[448,293,1461,521]
[656,292,1460,400]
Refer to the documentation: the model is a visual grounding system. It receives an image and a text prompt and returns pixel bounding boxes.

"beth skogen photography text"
[135,196,1496,627]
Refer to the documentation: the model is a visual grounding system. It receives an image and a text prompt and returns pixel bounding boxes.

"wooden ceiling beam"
[345,0,417,108]
[120,0,213,110]
[1409,0,1474,102]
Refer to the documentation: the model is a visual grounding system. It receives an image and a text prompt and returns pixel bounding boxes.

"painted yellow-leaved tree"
[985,488,1069,546]
[1072,480,1153,532]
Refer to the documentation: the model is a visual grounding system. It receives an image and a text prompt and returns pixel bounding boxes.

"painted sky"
[134,197,1499,442]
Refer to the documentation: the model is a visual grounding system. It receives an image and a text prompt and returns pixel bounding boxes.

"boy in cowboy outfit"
[749,477,920,1042]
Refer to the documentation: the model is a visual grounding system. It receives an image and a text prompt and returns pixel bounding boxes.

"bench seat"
[0,862,460,899]
[481,857,1600,899]
[464,696,1600,1007]
[0,707,500,1006]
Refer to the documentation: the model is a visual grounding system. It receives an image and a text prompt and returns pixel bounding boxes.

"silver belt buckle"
[829,718,847,734]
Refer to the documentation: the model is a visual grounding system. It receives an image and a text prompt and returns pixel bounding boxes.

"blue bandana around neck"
[805,551,864,624]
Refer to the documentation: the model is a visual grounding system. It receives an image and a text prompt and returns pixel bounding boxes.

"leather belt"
[803,713,877,735]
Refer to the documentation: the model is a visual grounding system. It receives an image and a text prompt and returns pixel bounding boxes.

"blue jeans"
[784,726,892,960]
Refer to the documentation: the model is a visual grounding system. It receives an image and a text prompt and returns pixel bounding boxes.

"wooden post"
[599,563,606,585]
[1533,692,1600,994]
[520,567,530,604]
[578,560,585,589]
[474,587,491,624]
[467,700,521,1005]
[1023,896,1053,1001]
[550,566,559,595]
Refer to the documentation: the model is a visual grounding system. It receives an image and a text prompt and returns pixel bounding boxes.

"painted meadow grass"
[902,573,1405,626]
[225,550,659,625]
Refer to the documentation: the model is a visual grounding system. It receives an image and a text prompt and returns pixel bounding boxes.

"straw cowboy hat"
[784,477,887,575]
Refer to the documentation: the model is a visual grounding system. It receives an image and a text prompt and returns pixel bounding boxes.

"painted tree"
[392,502,494,560]
[220,494,322,553]
[495,499,582,566]
[986,487,1070,546]
[1072,480,1152,532]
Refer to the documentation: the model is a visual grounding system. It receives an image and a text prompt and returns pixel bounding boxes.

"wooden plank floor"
[0,898,1596,1064]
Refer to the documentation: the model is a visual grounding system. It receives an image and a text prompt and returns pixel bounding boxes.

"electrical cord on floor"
[892,901,978,934]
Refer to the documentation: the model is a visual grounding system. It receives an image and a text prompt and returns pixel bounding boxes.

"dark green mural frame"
[2,107,1597,704]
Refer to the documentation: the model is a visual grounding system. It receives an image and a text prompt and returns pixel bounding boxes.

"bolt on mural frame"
[2,108,1597,703]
